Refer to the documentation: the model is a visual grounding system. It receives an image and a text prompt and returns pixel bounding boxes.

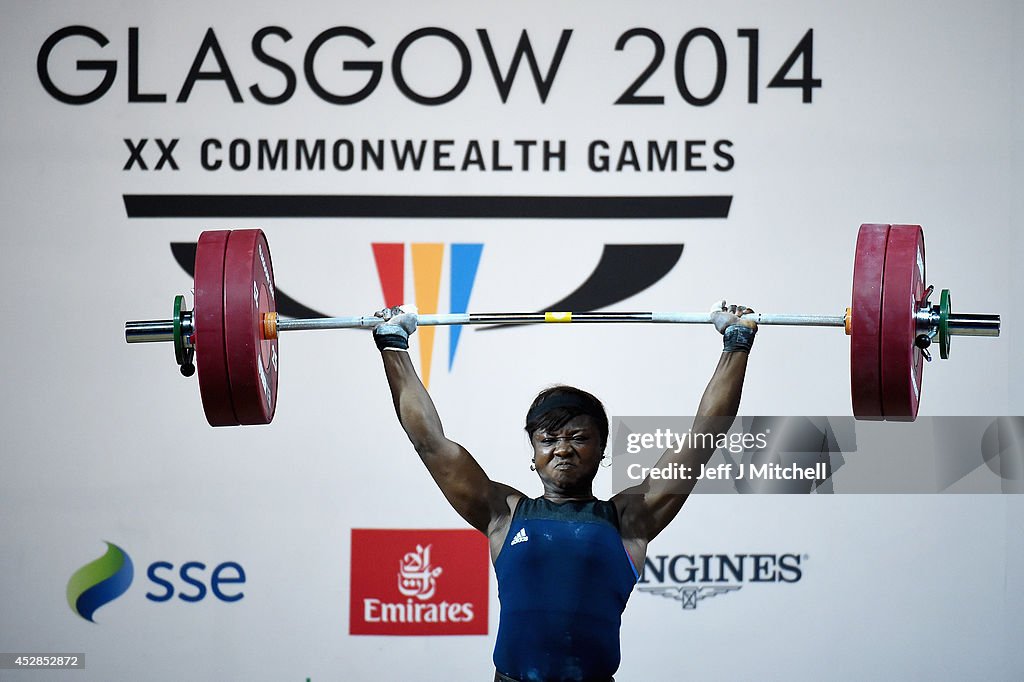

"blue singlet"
[493,497,639,682]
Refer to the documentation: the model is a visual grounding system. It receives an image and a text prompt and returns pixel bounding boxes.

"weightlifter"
[373,302,757,682]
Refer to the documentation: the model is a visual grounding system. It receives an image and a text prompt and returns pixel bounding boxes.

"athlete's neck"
[542,491,597,504]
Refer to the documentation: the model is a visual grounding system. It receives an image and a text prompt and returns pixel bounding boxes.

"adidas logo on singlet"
[509,528,529,546]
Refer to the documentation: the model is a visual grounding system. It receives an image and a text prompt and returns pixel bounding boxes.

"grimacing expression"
[531,415,603,487]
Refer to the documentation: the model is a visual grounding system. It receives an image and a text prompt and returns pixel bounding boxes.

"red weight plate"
[880,224,926,421]
[223,229,279,425]
[850,224,890,420]
[195,230,239,426]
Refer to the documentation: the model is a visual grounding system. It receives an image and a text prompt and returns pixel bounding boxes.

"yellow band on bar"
[545,311,572,323]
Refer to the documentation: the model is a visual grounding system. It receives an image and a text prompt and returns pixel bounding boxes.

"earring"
[530,459,536,471]
[600,455,612,468]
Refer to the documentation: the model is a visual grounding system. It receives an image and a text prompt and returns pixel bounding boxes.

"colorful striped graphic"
[449,244,484,369]
[372,243,484,387]
[372,243,404,308]
[67,541,134,623]
[411,244,444,388]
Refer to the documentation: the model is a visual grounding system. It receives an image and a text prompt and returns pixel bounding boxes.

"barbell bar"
[126,308,1003,335]
[124,224,1000,427]
[128,310,850,340]
[127,308,1000,338]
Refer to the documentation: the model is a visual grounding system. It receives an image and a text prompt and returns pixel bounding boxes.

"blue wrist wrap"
[723,324,756,353]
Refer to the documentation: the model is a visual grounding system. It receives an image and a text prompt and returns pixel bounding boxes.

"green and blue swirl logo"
[67,541,134,623]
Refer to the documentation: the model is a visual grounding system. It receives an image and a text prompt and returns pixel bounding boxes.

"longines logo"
[637,552,805,611]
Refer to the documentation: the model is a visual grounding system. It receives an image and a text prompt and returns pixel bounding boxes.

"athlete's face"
[531,415,604,493]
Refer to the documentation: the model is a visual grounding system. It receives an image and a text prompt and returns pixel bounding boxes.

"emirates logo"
[349,529,489,635]
[397,545,443,600]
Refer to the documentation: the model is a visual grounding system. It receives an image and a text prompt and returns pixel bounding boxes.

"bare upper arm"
[416,436,525,536]
[612,412,737,543]
[611,485,657,542]
[610,443,714,545]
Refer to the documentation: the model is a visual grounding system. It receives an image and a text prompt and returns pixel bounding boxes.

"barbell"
[124,224,1000,427]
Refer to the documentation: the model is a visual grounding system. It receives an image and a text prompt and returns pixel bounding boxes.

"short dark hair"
[524,385,608,452]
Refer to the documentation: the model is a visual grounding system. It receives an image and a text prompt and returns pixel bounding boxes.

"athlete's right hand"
[372,305,418,351]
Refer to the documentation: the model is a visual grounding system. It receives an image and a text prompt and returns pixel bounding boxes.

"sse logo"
[350,529,489,635]
[67,541,246,623]
[66,542,134,622]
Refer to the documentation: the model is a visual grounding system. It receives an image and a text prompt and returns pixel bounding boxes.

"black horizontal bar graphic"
[123,194,732,219]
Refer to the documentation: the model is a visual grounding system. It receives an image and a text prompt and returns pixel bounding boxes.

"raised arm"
[374,307,522,536]
[614,303,757,545]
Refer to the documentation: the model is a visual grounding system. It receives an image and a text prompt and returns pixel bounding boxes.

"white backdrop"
[1,1,1022,680]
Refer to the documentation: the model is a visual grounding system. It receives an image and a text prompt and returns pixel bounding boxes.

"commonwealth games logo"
[66,541,134,622]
